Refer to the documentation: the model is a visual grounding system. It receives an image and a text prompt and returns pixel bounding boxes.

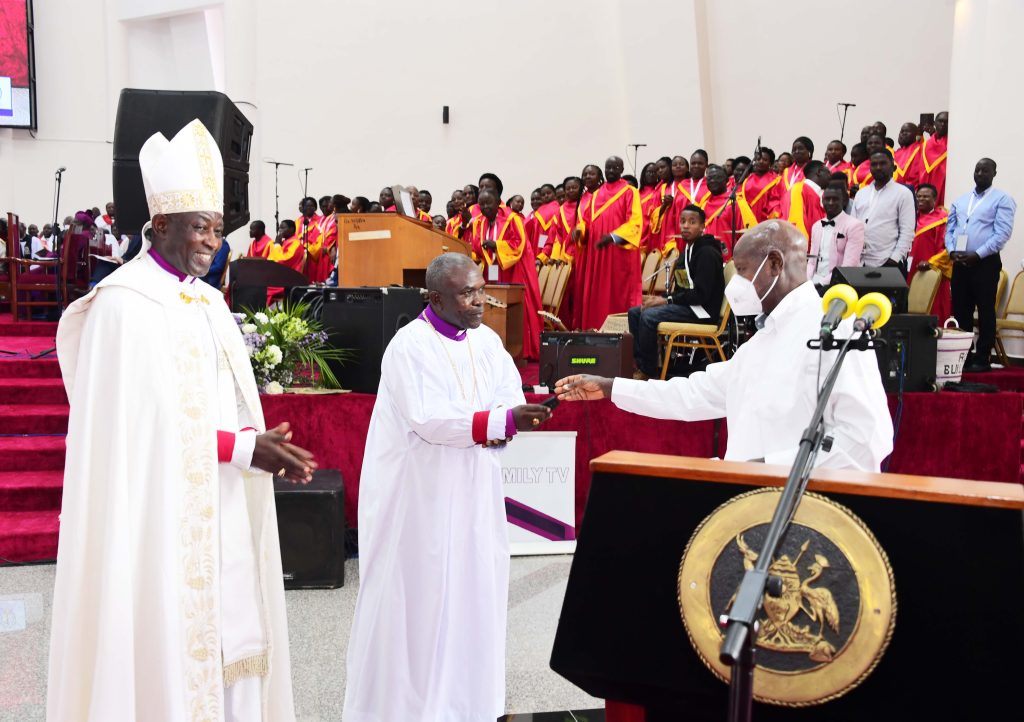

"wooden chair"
[997,269,1009,313]
[539,263,572,331]
[9,227,82,321]
[537,263,555,309]
[0,212,17,311]
[994,270,1024,366]
[656,261,736,380]
[640,249,662,295]
[907,267,942,315]
[651,248,678,296]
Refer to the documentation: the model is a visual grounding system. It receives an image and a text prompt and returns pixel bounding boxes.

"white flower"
[264,381,284,394]
[241,323,257,334]
[254,312,269,324]
[266,344,283,365]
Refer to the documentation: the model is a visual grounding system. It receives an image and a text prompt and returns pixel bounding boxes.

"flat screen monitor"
[0,0,36,129]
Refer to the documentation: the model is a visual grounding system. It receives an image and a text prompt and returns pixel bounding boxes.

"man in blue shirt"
[946,158,1017,372]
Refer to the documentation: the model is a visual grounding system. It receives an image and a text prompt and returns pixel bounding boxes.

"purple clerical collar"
[149,248,196,284]
[422,304,467,341]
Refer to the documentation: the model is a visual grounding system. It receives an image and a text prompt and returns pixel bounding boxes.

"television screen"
[0,0,35,129]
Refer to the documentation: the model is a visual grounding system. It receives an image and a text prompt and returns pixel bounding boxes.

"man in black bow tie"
[807,186,866,294]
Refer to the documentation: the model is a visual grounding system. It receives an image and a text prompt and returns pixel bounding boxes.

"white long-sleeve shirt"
[612,282,893,471]
[851,179,916,266]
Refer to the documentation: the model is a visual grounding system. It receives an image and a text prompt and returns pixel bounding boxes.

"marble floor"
[0,555,601,722]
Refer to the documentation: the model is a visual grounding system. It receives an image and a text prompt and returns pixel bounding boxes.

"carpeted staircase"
[0,315,65,563]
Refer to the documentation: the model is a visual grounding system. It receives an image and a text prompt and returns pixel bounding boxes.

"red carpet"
[0,313,64,563]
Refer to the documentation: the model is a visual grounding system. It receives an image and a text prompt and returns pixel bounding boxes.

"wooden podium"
[550,452,1024,721]
[337,213,472,288]
[483,284,524,364]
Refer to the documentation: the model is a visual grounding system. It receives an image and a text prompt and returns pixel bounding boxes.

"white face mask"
[724,253,778,317]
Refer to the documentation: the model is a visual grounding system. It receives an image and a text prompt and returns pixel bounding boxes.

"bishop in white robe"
[343,253,552,722]
[47,120,313,722]
[556,220,894,472]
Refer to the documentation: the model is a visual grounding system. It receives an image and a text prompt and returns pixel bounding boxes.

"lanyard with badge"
[955,190,988,253]
[674,242,711,320]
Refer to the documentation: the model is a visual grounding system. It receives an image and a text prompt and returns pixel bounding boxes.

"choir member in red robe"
[470,188,542,359]
[294,196,323,278]
[650,155,697,253]
[920,111,948,205]
[246,220,274,258]
[701,165,748,260]
[527,183,560,261]
[852,134,888,192]
[727,155,750,193]
[266,219,305,305]
[894,122,925,189]
[778,160,829,241]
[782,136,813,193]
[740,147,782,223]
[379,187,397,212]
[824,140,854,184]
[638,162,661,253]
[775,151,793,175]
[578,156,643,330]
[445,189,467,237]
[569,164,604,329]
[911,183,952,321]
[307,196,343,283]
[550,177,584,323]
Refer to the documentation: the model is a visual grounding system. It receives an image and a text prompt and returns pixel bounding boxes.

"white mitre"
[139,118,224,217]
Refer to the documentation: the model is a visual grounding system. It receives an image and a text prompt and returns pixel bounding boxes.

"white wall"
[2,0,959,248]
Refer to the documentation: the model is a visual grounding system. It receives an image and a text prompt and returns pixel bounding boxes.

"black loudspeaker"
[830,266,909,311]
[274,469,345,589]
[112,88,253,235]
[538,332,633,388]
[321,287,425,393]
[875,314,938,392]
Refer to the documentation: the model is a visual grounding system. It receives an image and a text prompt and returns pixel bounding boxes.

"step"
[0,470,63,511]
[0,405,69,434]
[0,358,62,379]
[0,320,58,338]
[0,510,59,563]
[0,436,66,471]
[0,378,67,405]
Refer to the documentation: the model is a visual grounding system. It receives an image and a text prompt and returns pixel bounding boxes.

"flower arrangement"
[234,303,350,392]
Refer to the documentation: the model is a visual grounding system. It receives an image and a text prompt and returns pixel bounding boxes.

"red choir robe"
[551,200,582,322]
[469,206,543,359]
[577,179,643,330]
[778,181,826,241]
[294,213,324,275]
[246,234,274,259]
[851,160,873,190]
[920,135,948,205]
[781,163,806,193]
[650,179,710,253]
[527,200,560,261]
[306,213,338,283]
[445,216,465,238]
[740,172,782,222]
[911,207,952,321]
[701,192,748,261]
[825,160,854,185]
[569,191,594,330]
[638,186,661,252]
[894,141,924,188]
[266,235,306,305]
[416,209,432,223]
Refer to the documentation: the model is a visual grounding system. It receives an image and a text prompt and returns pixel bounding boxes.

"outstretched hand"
[554,375,613,401]
[252,422,317,484]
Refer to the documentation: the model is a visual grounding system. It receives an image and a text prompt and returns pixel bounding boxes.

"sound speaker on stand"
[274,469,345,589]
[112,89,254,235]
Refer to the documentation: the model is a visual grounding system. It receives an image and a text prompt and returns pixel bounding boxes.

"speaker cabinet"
[875,313,938,392]
[112,88,253,235]
[538,331,633,388]
[831,266,909,311]
[321,287,425,393]
[274,469,345,590]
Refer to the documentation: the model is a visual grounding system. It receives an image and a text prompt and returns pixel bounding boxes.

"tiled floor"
[0,555,600,721]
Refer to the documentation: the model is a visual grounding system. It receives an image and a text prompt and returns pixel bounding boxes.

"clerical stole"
[852,160,873,190]
[894,142,924,188]
[912,207,952,321]
[246,234,274,259]
[639,186,661,252]
[778,182,825,240]
[470,207,543,359]
[782,163,806,192]
[702,193,747,260]
[578,179,643,330]
[528,200,560,260]
[740,172,782,222]
[920,136,948,205]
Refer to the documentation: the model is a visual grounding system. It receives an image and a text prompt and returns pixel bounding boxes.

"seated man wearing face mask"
[554,219,893,472]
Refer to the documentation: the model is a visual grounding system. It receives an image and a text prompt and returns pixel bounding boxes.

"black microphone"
[838,102,857,107]
[819,284,858,339]
[56,166,66,172]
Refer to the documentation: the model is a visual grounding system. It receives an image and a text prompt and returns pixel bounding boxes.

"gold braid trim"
[222,652,269,688]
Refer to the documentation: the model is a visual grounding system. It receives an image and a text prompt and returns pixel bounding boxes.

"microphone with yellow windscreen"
[853,292,893,332]
[819,284,859,339]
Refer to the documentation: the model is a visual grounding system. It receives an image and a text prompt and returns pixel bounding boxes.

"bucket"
[936,317,974,387]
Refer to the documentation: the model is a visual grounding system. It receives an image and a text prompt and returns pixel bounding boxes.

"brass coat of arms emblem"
[678,488,896,707]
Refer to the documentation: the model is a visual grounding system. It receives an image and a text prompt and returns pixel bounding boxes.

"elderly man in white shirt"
[852,149,916,269]
[554,219,893,472]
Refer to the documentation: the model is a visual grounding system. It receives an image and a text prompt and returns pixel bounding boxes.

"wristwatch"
[666,295,673,304]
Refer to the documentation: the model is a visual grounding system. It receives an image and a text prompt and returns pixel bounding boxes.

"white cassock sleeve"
[611,360,733,421]
[383,333,524,447]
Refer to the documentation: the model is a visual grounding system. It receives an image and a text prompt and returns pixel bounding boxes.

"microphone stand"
[627,143,646,176]
[264,159,293,237]
[837,103,856,144]
[724,137,758,257]
[29,168,66,359]
[303,167,313,198]
[719,326,879,722]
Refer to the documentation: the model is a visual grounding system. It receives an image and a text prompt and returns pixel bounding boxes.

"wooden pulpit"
[483,284,525,365]
[550,452,1024,721]
[337,213,472,288]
